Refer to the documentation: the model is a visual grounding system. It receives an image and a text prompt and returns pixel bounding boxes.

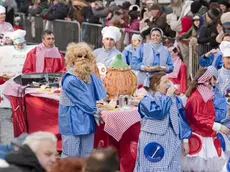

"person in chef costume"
[0,5,14,45]
[9,29,26,50]
[94,26,122,67]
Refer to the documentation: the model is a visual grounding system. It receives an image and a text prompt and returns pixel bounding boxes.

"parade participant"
[0,29,27,84]
[167,45,187,94]
[199,48,223,69]
[134,72,191,172]
[199,34,230,70]
[94,26,121,66]
[122,34,142,65]
[216,39,230,144]
[59,42,106,157]
[22,30,65,74]
[0,5,14,46]
[0,5,13,33]
[217,38,230,96]
[131,27,174,86]
[183,66,230,172]
[9,29,26,50]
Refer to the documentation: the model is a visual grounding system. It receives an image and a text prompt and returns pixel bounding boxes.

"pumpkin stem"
[110,53,129,68]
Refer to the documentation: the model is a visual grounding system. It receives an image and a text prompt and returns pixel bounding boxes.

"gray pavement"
[0,108,14,144]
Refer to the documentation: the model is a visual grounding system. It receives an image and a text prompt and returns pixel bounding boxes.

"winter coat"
[198,22,219,48]
[147,11,167,33]
[43,3,69,21]
[5,145,45,172]
[28,0,49,16]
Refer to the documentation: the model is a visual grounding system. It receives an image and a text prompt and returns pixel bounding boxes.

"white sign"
[0,45,37,108]
[0,45,36,75]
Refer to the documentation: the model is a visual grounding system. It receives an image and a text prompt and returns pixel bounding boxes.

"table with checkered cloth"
[101,107,141,141]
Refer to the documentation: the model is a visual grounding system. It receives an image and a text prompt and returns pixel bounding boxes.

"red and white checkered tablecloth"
[101,107,141,141]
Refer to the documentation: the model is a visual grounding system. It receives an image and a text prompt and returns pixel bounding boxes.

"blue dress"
[217,67,230,140]
[122,44,136,65]
[213,87,227,122]
[134,92,191,172]
[58,69,106,136]
[131,43,174,86]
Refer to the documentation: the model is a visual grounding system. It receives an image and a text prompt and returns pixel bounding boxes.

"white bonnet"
[131,34,142,42]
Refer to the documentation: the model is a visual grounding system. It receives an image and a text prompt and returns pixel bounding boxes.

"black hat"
[120,1,131,10]
[207,8,220,20]
[128,10,140,19]
[191,1,202,14]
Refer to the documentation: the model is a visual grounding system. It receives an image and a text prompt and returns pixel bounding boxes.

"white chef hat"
[220,41,230,57]
[131,34,142,42]
[10,29,26,44]
[101,26,121,42]
[0,5,6,13]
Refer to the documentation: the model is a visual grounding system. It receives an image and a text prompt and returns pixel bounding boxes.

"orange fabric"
[185,90,216,137]
[22,47,65,74]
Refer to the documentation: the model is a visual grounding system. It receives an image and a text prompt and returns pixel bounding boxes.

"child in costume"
[122,34,142,65]
[182,66,230,172]
[58,42,106,157]
[167,45,187,94]
[134,72,191,172]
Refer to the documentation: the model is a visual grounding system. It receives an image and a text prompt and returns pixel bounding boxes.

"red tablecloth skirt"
[9,94,140,172]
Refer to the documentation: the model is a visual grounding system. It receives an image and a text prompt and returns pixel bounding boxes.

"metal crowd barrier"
[197,43,212,57]
[189,43,200,79]
[17,13,201,75]
[82,22,103,49]
[53,20,81,52]
[18,13,81,50]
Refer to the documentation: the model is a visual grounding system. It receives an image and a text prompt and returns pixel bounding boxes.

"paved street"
[0,108,14,144]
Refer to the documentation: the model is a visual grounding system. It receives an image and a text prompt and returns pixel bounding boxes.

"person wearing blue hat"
[131,27,174,87]
[134,72,191,172]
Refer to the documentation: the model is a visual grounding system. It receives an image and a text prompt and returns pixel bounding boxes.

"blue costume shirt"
[58,71,106,136]
[94,46,121,66]
[138,92,191,140]
[199,50,223,69]
[131,43,174,85]
[122,44,136,65]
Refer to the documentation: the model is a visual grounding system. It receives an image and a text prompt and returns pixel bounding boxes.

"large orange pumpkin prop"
[103,54,137,98]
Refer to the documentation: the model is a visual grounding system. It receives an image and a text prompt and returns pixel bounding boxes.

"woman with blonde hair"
[59,42,106,158]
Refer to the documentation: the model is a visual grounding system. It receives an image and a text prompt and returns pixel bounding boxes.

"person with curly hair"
[58,42,106,158]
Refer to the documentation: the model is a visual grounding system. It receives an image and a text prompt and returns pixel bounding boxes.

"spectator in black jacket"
[198,8,221,50]
[28,0,49,16]
[42,0,69,21]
